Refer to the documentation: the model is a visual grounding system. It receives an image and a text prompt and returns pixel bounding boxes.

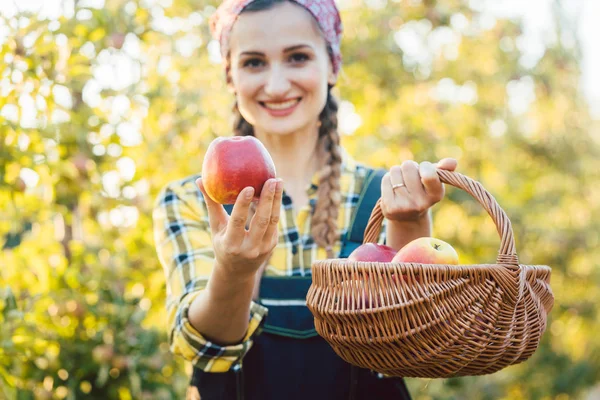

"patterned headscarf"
[209,0,343,78]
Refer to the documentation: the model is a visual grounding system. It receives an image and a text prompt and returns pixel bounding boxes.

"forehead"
[229,2,325,55]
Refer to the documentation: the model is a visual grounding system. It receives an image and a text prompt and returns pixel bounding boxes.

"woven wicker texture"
[306,170,554,378]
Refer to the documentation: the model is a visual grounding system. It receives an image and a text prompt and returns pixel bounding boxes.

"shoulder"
[338,148,383,196]
[153,173,204,210]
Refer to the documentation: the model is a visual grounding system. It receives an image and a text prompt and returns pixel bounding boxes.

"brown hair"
[231,89,341,258]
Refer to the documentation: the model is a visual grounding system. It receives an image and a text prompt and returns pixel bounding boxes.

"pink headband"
[209,0,343,78]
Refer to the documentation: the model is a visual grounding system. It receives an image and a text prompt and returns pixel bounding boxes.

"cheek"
[231,68,257,95]
[235,75,260,100]
[296,68,329,111]
[299,65,326,91]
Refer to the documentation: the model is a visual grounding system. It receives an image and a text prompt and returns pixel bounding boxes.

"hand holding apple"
[202,136,276,205]
[197,135,283,278]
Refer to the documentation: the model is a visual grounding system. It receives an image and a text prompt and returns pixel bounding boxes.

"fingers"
[381,172,395,201]
[197,178,228,233]
[248,178,281,244]
[389,165,407,194]
[419,161,444,201]
[382,159,453,221]
[224,185,255,244]
[436,158,458,171]
[400,161,422,194]
[263,179,283,246]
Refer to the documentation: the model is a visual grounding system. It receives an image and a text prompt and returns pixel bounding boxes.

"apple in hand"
[392,237,459,265]
[201,136,276,204]
[347,243,397,262]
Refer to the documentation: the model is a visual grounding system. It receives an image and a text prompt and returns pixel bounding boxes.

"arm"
[188,257,266,344]
[153,177,281,371]
[188,262,256,345]
[188,177,282,345]
[386,210,432,251]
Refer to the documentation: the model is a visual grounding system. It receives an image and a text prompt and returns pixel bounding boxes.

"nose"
[264,64,291,97]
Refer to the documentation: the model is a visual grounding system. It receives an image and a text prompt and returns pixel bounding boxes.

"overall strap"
[223,203,234,215]
[339,168,386,258]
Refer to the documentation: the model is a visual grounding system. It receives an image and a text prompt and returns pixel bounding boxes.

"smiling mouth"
[260,98,301,110]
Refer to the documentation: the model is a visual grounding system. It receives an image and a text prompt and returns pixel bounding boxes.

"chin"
[256,117,308,136]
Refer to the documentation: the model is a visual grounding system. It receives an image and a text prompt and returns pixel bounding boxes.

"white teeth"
[264,99,299,110]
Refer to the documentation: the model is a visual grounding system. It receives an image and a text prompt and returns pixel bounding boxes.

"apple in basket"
[392,237,459,265]
[348,242,396,285]
[202,136,276,204]
[342,244,395,309]
[348,243,396,262]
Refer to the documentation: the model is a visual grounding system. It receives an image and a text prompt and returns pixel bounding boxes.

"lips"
[260,98,301,110]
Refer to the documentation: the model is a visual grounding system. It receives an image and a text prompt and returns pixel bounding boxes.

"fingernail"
[270,180,276,192]
[276,179,283,191]
[245,187,254,199]
[196,178,202,186]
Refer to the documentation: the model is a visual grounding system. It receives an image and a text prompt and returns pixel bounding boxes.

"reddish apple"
[201,136,276,204]
[348,243,397,262]
[392,237,459,265]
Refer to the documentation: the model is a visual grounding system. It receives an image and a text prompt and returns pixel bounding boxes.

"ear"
[227,82,236,94]
[225,66,236,93]
[327,63,337,86]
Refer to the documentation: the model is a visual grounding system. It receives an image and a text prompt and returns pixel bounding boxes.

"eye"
[243,58,264,68]
[290,53,309,63]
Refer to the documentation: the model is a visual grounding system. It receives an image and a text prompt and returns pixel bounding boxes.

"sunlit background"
[1,0,599,399]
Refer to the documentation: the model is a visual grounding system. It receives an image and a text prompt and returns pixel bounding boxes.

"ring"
[392,183,406,190]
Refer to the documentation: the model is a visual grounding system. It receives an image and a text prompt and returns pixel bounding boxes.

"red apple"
[392,237,458,265]
[201,136,276,204]
[348,243,397,262]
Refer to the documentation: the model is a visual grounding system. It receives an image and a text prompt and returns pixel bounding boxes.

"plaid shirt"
[153,149,387,372]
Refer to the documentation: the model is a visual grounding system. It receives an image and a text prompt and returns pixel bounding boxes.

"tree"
[1,0,598,398]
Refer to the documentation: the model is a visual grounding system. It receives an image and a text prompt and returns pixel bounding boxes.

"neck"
[254,123,323,185]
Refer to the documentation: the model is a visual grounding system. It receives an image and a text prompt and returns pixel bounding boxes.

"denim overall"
[191,169,412,400]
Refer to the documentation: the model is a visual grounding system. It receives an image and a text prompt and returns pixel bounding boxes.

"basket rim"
[311,259,551,273]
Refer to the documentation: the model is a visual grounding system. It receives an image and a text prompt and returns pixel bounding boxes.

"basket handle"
[363,169,519,268]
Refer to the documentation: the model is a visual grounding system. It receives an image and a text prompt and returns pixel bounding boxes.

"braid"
[311,89,342,259]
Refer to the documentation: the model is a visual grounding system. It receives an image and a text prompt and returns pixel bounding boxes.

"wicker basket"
[306,170,554,378]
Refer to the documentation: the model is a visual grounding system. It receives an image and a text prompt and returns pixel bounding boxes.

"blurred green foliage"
[1,0,599,398]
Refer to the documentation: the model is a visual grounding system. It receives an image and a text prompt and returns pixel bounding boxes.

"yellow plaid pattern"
[153,150,387,372]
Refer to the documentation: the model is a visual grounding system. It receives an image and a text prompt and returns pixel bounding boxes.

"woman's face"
[228,1,336,136]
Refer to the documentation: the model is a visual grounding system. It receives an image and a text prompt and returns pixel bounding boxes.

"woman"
[153,0,457,398]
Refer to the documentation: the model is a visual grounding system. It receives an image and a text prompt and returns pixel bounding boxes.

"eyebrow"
[239,44,313,57]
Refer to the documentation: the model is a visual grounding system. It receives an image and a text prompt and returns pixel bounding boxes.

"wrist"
[386,211,432,250]
[212,260,257,285]
[388,210,430,226]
